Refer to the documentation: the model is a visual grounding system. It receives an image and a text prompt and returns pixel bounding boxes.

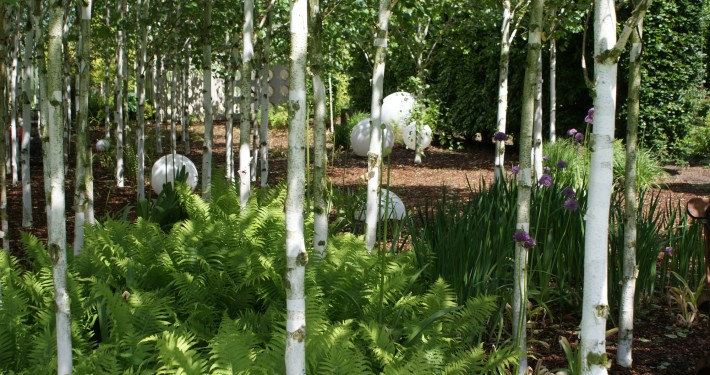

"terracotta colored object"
[687,197,710,288]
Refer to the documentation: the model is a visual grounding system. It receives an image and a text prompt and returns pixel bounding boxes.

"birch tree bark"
[46,1,73,372]
[115,0,126,187]
[239,0,254,207]
[38,0,51,223]
[513,0,543,372]
[0,5,8,251]
[548,9,557,143]
[73,0,94,255]
[136,0,151,201]
[21,1,35,228]
[10,7,19,187]
[364,0,394,252]
[532,49,543,180]
[259,0,273,189]
[285,0,308,372]
[61,3,72,172]
[310,0,328,257]
[182,43,191,154]
[580,0,617,373]
[154,55,164,155]
[225,31,236,182]
[201,0,213,201]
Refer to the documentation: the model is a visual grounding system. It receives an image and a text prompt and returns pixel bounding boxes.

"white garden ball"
[403,123,433,150]
[151,154,199,195]
[356,188,406,221]
[350,118,395,157]
[95,139,110,152]
[381,92,417,137]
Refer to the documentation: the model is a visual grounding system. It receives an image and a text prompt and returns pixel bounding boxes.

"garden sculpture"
[381,92,417,140]
[151,154,199,195]
[350,118,395,157]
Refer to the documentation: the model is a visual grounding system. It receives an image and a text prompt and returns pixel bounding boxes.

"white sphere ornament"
[356,189,406,221]
[350,118,394,157]
[95,139,110,152]
[403,123,433,150]
[151,154,199,195]
[381,92,417,137]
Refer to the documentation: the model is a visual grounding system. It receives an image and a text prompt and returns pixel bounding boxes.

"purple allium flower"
[543,155,551,161]
[567,128,578,136]
[523,238,537,249]
[512,165,520,174]
[584,108,594,124]
[663,246,674,256]
[493,131,509,141]
[564,198,580,212]
[538,174,553,187]
[544,166,551,172]
[556,161,568,169]
[562,186,576,198]
[513,230,531,243]
[575,132,585,143]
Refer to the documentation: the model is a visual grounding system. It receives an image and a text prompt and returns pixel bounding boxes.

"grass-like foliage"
[0,176,516,374]
[334,111,369,152]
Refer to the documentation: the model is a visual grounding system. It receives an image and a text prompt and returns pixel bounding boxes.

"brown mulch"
[6,120,710,374]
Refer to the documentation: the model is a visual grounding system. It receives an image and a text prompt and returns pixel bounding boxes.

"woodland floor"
[7,120,710,374]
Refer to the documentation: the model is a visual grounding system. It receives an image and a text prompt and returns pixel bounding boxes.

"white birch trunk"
[21,1,34,228]
[532,49,543,180]
[225,33,236,182]
[201,0,213,201]
[285,1,308,372]
[38,0,51,226]
[73,0,94,255]
[61,4,71,173]
[136,0,150,201]
[239,0,254,206]
[364,0,393,252]
[182,46,190,153]
[171,64,178,154]
[10,9,19,187]
[513,0,543,372]
[115,0,126,187]
[580,1,617,373]
[494,0,512,182]
[311,0,328,257]
[617,13,644,370]
[0,6,8,251]
[47,1,72,372]
[259,2,273,189]
[549,13,557,143]
[156,56,164,154]
[328,75,334,133]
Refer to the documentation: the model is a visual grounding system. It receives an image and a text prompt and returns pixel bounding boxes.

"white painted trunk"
[311,0,328,257]
[136,0,150,201]
[47,1,72,372]
[617,18,643,369]
[73,0,94,255]
[10,10,19,187]
[115,0,126,188]
[202,0,213,201]
[239,0,254,207]
[532,49,543,180]
[259,2,273,189]
[493,0,511,183]
[285,0,308,373]
[364,0,392,252]
[580,1,617,373]
[549,19,557,143]
[513,0,543,372]
[21,1,34,228]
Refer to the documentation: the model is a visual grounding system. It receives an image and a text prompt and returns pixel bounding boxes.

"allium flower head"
[575,132,585,143]
[564,198,579,212]
[511,165,520,174]
[584,108,595,124]
[493,131,509,141]
[544,166,551,172]
[663,246,674,256]
[538,174,553,187]
[562,186,576,198]
[567,128,578,136]
[556,161,568,169]
[513,230,531,243]
[523,238,537,249]
[543,155,551,161]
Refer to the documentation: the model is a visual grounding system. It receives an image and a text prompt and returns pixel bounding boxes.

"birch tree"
[21,0,35,228]
[364,0,396,252]
[115,0,127,187]
[225,31,236,182]
[259,0,273,188]
[285,0,308,372]
[548,8,556,143]
[493,0,526,182]
[74,0,94,255]
[310,0,328,257]
[10,7,19,187]
[201,0,213,201]
[182,42,191,153]
[136,0,151,201]
[239,0,254,207]
[512,0,543,372]
[532,48,543,180]
[46,1,73,372]
[0,4,8,252]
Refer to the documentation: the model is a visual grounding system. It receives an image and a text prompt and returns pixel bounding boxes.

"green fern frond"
[144,331,209,375]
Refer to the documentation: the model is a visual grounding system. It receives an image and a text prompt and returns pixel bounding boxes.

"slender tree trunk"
[115,0,126,187]
[182,44,191,154]
[310,0,328,257]
[239,0,254,206]
[38,0,51,224]
[225,32,236,181]
[549,11,557,143]
[154,55,164,154]
[46,1,72,372]
[0,5,8,251]
[259,1,273,189]
[513,0,543,373]
[617,13,644,370]
[21,1,34,228]
[494,0,512,182]
[170,60,178,154]
[10,8,19,187]
[136,0,150,201]
[285,0,308,372]
[62,3,72,173]
[580,1,617,373]
[364,0,393,252]
[73,0,94,255]
[201,0,213,200]
[532,48,543,180]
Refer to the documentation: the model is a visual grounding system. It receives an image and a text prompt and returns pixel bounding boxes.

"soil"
[6,121,710,374]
